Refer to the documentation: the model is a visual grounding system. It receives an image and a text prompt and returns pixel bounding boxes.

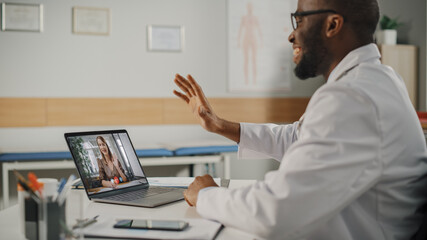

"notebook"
[64,129,184,208]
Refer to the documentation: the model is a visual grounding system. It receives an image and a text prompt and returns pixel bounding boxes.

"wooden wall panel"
[163,98,198,124]
[0,98,46,127]
[163,98,309,124]
[0,97,309,127]
[210,98,309,123]
[47,98,163,126]
[379,44,418,108]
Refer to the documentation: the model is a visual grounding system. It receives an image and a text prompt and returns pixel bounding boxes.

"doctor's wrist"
[213,118,240,143]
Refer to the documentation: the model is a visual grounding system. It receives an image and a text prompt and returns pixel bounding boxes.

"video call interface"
[67,132,147,195]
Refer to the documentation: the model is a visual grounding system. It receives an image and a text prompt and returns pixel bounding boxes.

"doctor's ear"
[325,14,344,38]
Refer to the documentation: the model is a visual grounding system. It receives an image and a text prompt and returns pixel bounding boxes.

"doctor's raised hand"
[173,74,219,132]
[173,74,240,143]
[173,74,240,206]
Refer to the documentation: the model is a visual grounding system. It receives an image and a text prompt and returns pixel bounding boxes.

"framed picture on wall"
[1,3,43,32]
[72,6,110,36]
[227,0,296,93]
[147,25,184,52]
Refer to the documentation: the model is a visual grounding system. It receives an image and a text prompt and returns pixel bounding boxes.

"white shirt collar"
[327,43,381,83]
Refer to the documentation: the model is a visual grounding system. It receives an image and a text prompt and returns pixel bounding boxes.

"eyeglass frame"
[290,9,339,30]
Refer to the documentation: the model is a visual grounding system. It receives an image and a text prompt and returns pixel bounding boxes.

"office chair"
[413,212,427,240]
[411,156,427,240]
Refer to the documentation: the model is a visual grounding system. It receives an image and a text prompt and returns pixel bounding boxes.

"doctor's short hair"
[325,0,380,43]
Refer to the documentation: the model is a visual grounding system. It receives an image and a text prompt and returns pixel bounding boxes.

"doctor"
[173,0,427,239]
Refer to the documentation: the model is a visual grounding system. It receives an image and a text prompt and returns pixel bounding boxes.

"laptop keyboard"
[103,187,175,202]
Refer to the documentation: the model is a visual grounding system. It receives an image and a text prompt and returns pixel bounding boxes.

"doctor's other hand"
[183,174,219,207]
[173,74,222,133]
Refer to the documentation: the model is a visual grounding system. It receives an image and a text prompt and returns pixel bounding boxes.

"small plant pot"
[376,29,397,45]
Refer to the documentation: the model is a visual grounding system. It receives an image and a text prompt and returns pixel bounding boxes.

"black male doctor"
[173,0,427,239]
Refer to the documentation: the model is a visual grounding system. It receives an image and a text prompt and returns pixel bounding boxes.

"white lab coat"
[196,44,427,240]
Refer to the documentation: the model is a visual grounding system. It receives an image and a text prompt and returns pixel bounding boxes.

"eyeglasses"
[291,9,338,30]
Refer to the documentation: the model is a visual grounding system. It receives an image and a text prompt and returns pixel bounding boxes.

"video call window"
[67,133,146,195]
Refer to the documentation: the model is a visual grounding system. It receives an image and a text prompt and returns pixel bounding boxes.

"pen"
[57,174,76,205]
[53,177,66,202]
[57,178,67,194]
[14,170,39,200]
[13,170,28,186]
[28,172,43,198]
[17,179,40,203]
[73,215,99,229]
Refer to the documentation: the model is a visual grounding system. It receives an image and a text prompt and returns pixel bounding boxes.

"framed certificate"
[147,25,184,52]
[1,3,43,32]
[72,6,110,36]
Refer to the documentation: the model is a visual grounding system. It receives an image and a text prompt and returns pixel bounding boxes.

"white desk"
[0,179,257,240]
[1,154,232,209]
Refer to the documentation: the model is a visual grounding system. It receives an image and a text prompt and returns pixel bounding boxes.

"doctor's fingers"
[183,190,194,206]
[174,78,193,97]
[175,74,196,96]
[187,75,205,97]
[187,75,211,107]
[173,90,190,104]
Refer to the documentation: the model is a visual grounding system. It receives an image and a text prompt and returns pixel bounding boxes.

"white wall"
[0,0,326,179]
[2,0,425,178]
[0,0,323,98]
[1,0,426,180]
[0,0,324,147]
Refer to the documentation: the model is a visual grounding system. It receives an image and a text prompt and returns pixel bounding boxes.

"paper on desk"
[148,177,221,188]
[81,216,222,240]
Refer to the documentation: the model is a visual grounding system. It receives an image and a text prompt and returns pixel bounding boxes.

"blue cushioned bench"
[135,148,174,157]
[0,152,73,162]
[174,145,238,156]
[0,146,238,161]
[0,145,237,209]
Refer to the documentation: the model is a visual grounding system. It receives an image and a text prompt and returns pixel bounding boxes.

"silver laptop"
[65,129,184,208]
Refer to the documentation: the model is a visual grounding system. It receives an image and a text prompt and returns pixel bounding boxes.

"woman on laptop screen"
[96,136,128,188]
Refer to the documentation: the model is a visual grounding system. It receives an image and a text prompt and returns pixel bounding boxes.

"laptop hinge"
[91,184,149,199]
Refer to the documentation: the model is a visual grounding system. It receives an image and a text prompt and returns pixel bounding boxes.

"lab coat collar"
[327,43,381,83]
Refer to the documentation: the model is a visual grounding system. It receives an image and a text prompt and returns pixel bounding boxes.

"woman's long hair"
[96,136,113,163]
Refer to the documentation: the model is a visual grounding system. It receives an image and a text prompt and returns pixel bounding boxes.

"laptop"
[64,129,184,208]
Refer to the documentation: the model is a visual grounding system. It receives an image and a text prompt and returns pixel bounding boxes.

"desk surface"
[0,179,257,240]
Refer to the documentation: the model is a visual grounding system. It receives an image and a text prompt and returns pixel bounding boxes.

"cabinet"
[379,44,418,108]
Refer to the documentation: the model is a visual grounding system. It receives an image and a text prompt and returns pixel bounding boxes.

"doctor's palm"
[173,74,219,132]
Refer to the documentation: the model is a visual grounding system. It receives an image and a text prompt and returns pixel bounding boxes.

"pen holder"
[24,196,66,240]
[24,195,39,240]
[39,199,67,240]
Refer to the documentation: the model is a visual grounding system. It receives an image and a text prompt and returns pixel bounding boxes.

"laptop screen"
[65,130,148,196]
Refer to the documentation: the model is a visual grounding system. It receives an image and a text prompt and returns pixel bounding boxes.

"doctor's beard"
[294,21,330,80]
